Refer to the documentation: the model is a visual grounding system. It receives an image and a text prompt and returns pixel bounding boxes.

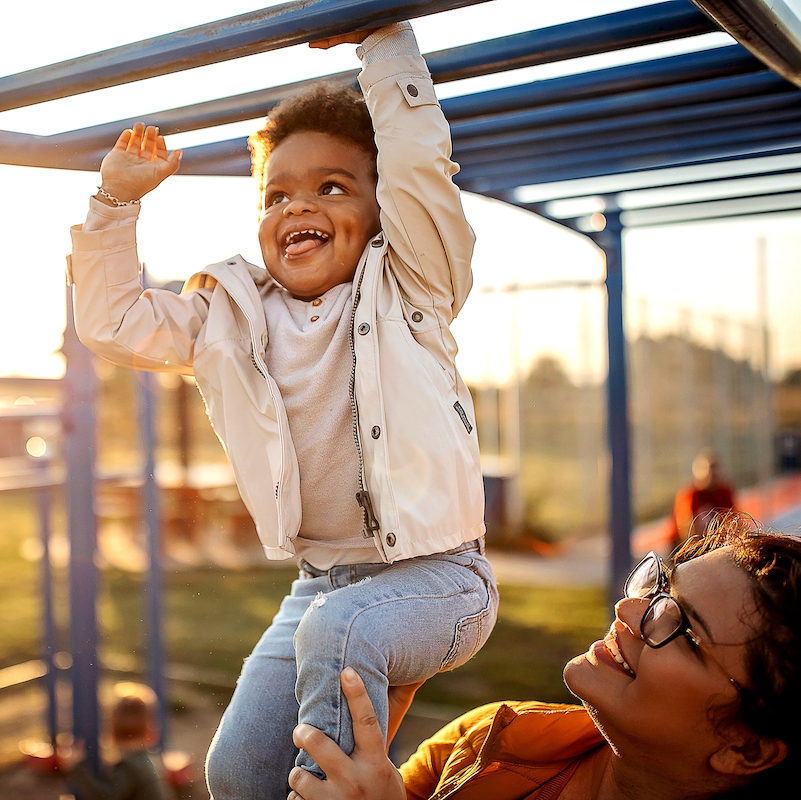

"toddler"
[68,682,170,800]
[69,22,498,800]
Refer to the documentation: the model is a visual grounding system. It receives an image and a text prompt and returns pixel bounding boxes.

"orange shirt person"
[668,450,737,549]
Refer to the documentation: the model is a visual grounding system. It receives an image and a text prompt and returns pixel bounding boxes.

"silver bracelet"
[96,186,141,207]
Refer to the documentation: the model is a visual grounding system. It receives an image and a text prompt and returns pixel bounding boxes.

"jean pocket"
[440,586,498,671]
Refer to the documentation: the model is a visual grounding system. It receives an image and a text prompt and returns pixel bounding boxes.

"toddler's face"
[258,131,380,300]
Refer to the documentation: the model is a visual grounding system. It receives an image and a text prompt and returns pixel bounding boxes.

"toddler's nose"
[283,195,317,216]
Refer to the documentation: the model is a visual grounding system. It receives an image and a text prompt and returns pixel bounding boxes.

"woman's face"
[564,548,756,769]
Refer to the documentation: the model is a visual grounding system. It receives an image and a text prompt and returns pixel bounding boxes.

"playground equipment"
[1,0,800,785]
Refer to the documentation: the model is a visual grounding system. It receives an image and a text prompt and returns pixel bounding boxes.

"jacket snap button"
[406,84,419,97]
[227,261,236,266]
[371,426,381,439]
[358,323,370,335]
[386,533,396,547]
[371,235,384,247]
[411,311,423,323]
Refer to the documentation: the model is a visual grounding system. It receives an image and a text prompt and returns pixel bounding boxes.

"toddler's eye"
[268,192,288,206]
[321,184,345,196]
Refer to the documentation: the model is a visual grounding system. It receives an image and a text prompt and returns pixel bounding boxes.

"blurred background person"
[668,449,737,550]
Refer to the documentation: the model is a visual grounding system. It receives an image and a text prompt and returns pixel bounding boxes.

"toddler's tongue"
[286,238,324,257]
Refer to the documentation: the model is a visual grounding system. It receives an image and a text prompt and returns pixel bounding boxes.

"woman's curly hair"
[676,512,801,796]
[249,81,377,208]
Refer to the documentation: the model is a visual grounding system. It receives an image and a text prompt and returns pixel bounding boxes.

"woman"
[287,514,800,799]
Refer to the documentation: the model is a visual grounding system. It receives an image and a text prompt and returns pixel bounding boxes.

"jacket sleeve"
[357,25,475,324]
[400,703,504,800]
[68,198,213,374]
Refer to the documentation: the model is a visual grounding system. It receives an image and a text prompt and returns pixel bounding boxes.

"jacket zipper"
[349,259,380,538]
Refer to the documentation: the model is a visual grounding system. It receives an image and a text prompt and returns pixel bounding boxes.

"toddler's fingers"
[143,126,160,158]
[112,128,133,151]
[126,122,146,153]
[167,149,183,172]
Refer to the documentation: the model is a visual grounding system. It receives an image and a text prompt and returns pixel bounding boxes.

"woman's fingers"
[287,764,326,800]
[341,667,385,752]
[292,724,346,777]
[289,671,406,800]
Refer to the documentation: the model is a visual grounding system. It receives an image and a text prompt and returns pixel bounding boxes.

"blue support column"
[137,345,168,748]
[593,206,633,602]
[36,456,59,750]
[62,287,101,777]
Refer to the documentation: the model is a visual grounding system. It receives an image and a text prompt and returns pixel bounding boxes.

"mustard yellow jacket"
[401,701,604,800]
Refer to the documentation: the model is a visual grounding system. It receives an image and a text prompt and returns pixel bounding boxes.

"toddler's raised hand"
[98,122,182,204]
[308,28,379,49]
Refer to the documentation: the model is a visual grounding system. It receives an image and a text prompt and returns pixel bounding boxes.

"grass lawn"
[1,493,608,714]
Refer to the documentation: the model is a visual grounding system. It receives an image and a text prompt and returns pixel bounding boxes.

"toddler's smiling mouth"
[283,228,331,259]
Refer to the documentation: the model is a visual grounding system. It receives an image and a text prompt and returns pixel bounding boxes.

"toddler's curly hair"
[249,81,378,206]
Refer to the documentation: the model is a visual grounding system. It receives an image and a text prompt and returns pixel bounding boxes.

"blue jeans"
[205,540,498,800]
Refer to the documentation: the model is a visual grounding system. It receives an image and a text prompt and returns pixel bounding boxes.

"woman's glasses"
[624,552,743,692]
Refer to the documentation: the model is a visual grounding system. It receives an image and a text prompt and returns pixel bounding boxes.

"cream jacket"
[68,51,484,562]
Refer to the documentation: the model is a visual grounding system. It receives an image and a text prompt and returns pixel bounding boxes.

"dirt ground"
[0,678,447,800]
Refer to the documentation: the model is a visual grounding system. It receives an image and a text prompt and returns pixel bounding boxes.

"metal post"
[593,204,633,602]
[139,268,168,748]
[140,370,168,748]
[36,456,59,750]
[62,286,100,777]
[755,236,774,520]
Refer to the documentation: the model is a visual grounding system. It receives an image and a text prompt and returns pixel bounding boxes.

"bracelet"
[96,186,141,207]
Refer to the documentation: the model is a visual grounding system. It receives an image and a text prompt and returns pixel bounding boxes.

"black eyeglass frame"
[624,551,743,693]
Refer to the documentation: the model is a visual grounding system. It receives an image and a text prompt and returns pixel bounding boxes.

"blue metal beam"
[0,2,725,169]
[455,128,801,191]
[411,1,717,83]
[1,46,775,174]
[450,70,789,142]
[0,0,492,113]
[440,45,764,120]
[453,95,801,161]
[451,79,798,151]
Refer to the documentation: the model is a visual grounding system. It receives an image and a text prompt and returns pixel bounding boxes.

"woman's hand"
[98,122,182,203]
[308,29,380,50]
[288,668,406,800]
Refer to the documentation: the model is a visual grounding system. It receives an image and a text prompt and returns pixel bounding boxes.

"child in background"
[68,682,171,800]
[68,22,498,799]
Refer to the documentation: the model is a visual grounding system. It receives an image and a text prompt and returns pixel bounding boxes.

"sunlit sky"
[1,0,800,386]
